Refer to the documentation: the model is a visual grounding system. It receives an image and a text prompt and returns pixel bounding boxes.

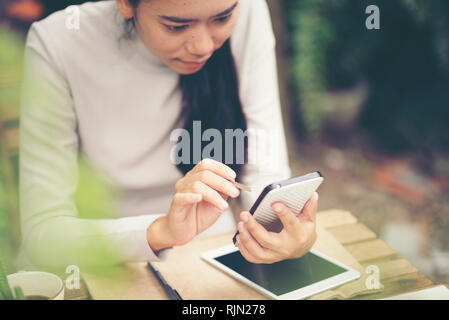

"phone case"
[233,172,323,244]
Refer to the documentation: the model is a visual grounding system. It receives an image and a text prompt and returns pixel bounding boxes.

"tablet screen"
[214,251,348,296]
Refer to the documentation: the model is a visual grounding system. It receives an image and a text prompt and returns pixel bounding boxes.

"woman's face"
[117,0,240,75]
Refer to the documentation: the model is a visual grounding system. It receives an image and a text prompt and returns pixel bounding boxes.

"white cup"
[6,271,64,300]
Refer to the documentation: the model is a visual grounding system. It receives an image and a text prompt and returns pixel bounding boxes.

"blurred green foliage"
[286,0,449,152]
[0,165,11,264]
[75,157,115,221]
[0,26,118,270]
[0,27,24,272]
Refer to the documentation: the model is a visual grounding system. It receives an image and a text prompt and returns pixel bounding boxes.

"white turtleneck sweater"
[18,0,291,268]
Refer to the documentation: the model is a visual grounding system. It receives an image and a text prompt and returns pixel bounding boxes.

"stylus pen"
[147,262,183,300]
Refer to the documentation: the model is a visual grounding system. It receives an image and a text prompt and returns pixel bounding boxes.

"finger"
[272,202,301,234]
[196,170,240,199]
[299,192,319,224]
[240,211,280,250]
[236,235,262,264]
[170,193,202,220]
[218,191,228,201]
[188,158,236,181]
[171,193,202,210]
[237,221,271,261]
[190,180,229,211]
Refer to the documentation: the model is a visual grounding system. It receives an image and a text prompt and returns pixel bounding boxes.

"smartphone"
[232,172,324,245]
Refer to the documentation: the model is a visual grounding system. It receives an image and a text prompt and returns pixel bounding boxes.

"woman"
[18,0,318,268]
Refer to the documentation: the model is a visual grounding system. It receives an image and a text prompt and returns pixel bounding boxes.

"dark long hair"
[127,1,247,177]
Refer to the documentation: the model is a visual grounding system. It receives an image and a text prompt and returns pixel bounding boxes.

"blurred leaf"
[0,28,24,66]
[13,286,25,300]
[75,158,115,220]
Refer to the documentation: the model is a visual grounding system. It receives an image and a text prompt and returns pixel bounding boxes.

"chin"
[174,66,205,75]
[178,69,203,75]
[168,58,208,75]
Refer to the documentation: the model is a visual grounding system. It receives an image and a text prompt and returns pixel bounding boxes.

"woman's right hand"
[147,159,241,252]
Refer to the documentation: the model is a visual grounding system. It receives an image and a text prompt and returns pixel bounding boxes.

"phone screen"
[214,250,347,296]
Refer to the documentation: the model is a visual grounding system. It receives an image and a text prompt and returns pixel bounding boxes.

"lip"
[177,58,208,68]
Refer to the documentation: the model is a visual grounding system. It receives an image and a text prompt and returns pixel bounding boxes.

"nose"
[186,26,214,58]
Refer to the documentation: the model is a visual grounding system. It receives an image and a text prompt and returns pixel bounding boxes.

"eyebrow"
[159,1,238,24]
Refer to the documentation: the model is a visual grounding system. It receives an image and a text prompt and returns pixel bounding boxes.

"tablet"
[202,245,360,300]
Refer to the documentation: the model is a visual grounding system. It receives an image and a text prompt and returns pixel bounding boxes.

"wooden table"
[64,209,444,300]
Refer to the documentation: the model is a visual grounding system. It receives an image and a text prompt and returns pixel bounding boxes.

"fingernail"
[231,188,239,197]
[238,222,246,233]
[242,212,249,222]
[221,201,229,210]
[273,203,283,212]
[228,170,236,180]
[236,235,241,244]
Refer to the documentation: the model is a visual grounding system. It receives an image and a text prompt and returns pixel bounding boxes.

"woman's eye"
[164,24,188,32]
[215,14,232,24]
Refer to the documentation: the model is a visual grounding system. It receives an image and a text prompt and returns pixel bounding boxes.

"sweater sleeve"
[235,0,292,210]
[19,24,171,268]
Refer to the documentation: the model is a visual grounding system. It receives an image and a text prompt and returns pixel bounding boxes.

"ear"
[116,0,135,19]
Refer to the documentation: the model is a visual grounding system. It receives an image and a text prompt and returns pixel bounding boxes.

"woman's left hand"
[236,192,319,264]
